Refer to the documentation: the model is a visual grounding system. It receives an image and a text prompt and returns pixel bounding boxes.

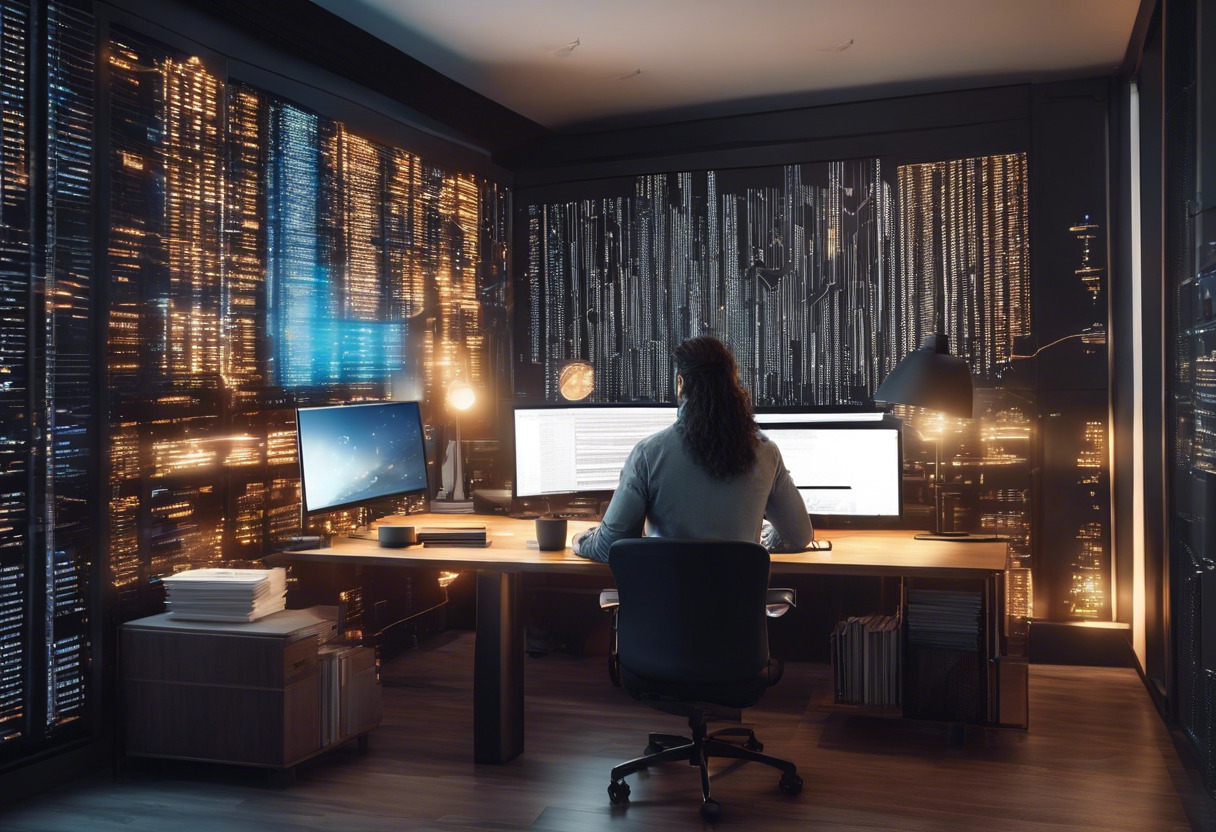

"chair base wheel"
[700,799,722,823]
[778,772,803,795]
[607,780,631,804]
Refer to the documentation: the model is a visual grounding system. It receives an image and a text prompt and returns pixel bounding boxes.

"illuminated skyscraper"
[1072,216,1103,299]
[224,85,267,387]
[163,55,223,382]
[0,0,98,747]
[0,0,29,746]
[43,0,96,731]
[1195,351,1216,473]
[1069,420,1108,618]
[1071,215,1108,353]
[896,154,1029,381]
[266,102,323,388]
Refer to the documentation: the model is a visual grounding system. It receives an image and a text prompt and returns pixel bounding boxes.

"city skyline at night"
[520,155,1029,406]
[105,28,510,613]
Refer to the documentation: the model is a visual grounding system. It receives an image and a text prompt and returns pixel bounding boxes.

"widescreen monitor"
[760,421,902,518]
[513,404,677,497]
[297,401,429,515]
[754,408,886,425]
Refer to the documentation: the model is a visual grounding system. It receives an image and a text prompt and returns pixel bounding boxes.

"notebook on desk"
[422,537,493,548]
[417,525,490,546]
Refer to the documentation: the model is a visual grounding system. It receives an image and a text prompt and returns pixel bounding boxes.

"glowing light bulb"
[447,378,476,412]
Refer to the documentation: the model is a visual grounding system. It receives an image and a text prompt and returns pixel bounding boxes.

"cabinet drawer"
[283,637,317,686]
[122,628,318,689]
[125,679,321,767]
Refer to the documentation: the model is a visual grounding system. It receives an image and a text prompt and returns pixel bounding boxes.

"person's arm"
[762,448,813,553]
[572,443,649,563]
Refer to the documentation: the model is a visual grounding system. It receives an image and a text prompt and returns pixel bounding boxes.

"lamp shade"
[873,333,973,419]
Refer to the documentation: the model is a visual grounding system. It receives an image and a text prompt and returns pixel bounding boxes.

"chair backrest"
[609,538,770,687]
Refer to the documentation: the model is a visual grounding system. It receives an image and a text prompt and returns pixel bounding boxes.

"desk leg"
[474,571,524,764]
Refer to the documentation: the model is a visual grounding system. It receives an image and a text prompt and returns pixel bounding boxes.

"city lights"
[104,32,509,609]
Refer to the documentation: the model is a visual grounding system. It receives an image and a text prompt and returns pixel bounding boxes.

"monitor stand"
[431,498,474,514]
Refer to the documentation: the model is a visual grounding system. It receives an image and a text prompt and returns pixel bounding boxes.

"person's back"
[573,336,812,562]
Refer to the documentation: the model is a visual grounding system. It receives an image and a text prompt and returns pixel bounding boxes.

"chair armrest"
[602,587,794,615]
[765,588,796,618]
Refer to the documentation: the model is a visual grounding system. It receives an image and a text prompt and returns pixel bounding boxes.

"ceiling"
[310,0,1142,131]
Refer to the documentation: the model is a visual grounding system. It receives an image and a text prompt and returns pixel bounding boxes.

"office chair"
[599,587,796,686]
[605,539,803,822]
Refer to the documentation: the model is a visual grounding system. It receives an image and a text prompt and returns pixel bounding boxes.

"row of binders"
[832,614,901,707]
[319,644,378,746]
[905,589,983,651]
[417,525,491,548]
[161,568,286,622]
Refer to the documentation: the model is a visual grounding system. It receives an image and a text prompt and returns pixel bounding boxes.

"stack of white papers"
[161,568,287,622]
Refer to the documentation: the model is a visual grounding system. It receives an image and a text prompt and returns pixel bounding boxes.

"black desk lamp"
[874,330,993,541]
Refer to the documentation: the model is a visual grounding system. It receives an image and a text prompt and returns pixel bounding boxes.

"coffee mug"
[535,517,568,551]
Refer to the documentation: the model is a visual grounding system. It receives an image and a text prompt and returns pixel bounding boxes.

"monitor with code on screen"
[513,405,677,497]
[760,421,902,518]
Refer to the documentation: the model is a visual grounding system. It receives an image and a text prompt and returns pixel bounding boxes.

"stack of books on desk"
[417,525,491,548]
[161,568,287,622]
[906,589,982,651]
[832,613,901,707]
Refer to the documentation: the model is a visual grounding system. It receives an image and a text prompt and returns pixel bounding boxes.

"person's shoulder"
[754,429,777,451]
[642,422,681,449]
[753,429,782,461]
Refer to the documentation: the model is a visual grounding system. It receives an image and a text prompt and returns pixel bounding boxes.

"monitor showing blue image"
[297,401,429,515]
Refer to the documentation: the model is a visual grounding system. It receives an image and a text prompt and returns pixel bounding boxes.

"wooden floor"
[0,631,1201,831]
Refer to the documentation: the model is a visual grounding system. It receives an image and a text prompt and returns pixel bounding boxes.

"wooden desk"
[267,514,1010,763]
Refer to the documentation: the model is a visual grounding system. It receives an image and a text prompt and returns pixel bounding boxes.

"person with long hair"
[573,336,812,562]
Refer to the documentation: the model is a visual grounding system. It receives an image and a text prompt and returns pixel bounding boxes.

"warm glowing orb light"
[447,378,476,412]
[558,361,595,401]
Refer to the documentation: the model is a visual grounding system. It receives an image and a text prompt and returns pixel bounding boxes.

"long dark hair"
[672,336,757,479]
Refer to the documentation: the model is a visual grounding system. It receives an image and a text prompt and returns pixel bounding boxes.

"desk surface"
[266,514,1007,579]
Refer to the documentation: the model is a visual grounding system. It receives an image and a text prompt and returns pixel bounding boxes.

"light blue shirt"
[572,418,813,563]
